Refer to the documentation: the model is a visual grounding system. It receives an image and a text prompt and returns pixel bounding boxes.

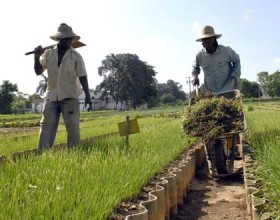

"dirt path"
[171,162,249,220]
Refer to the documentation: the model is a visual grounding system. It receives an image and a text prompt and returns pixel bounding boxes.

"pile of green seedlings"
[182,94,245,140]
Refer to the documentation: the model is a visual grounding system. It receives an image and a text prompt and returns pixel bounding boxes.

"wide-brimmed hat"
[196,25,222,42]
[50,23,80,42]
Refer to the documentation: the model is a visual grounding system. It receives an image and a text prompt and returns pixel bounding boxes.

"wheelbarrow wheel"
[214,139,228,174]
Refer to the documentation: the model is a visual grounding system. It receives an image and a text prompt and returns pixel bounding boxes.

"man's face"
[202,37,215,49]
[58,37,73,49]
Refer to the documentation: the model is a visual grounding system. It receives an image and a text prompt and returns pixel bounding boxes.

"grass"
[245,101,280,217]
[7,100,280,218]
[0,108,194,219]
[0,106,184,156]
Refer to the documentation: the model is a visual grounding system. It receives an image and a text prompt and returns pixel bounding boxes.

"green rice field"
[1,101,280,219]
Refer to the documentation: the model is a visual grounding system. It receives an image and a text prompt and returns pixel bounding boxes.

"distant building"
[31,91,130,113]
[31,99,44,113]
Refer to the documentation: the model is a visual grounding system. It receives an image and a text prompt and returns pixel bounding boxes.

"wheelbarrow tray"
[190,89,247,177]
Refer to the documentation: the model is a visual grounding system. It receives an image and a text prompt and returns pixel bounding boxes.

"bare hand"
[34,45,44,58]
[85,96,92,111]
[192,78,200,86]
[231,77,236,89]
[86,102,92,111]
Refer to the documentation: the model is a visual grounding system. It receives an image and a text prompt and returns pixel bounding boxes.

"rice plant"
[0,113,193,219]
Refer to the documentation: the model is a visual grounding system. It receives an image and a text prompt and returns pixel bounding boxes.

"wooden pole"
[125,115,130,147]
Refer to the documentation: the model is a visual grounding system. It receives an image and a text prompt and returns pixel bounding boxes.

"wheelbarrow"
[190,89,247,177]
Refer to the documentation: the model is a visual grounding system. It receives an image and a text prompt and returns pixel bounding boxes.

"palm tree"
[36,74,48,96]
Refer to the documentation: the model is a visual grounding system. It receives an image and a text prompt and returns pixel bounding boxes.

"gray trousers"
[38,98,80,152]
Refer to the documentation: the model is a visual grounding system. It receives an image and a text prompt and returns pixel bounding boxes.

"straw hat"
[50,23,80,42]
[196,25,222,42]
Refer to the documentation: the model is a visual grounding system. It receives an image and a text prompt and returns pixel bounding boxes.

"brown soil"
[0,127,38,134]
[171,162,249,220]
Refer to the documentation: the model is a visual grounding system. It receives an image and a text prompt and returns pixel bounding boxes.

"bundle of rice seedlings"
[182,94,244,140]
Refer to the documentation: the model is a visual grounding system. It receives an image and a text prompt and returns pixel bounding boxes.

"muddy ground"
[170,161,249,220]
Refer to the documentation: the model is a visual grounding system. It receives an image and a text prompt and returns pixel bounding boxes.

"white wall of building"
[31,91,129,113]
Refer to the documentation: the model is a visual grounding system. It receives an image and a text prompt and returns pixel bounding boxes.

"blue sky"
[1,0,280,95]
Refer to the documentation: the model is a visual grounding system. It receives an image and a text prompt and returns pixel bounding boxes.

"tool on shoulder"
[25,41,86,55]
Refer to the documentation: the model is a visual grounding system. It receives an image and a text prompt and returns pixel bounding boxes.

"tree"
[158,80,186,104]
[0,80,18,114]
[257,71,271,96]
[270,71,280,97]
[12,91,30,113]
[36,74,48,96]
[257,70,280,97]
[240,78,260,98]
[250,82,261,98]
[160,93,176,104]
[97,53,158,108]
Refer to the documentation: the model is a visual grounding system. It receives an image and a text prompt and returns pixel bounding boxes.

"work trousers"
[38,98,80,152]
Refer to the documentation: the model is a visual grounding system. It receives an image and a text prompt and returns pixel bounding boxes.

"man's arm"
[34,46,44,76]
[228,47,241,79]
[228,47,241,89]
[79,76,92,111]
[191,55,201,86]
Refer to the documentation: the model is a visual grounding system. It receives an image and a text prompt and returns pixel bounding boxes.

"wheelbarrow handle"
[195,85,199,97]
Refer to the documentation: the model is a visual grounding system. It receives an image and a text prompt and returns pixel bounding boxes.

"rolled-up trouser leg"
[61,98,80,148]
[38,100,60,152]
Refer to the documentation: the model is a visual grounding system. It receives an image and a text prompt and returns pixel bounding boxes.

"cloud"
[273,57,280,65]
[243,9,253,21]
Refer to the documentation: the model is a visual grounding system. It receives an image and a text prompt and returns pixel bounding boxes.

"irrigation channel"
[109,139,257,220]
[170,141,252,220]
[169,159,248,219]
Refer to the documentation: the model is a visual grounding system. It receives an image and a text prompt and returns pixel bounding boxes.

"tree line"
[239,70,280,98]
[0,53,187,114]
[97,53,186,108]
[0,53,279,114]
